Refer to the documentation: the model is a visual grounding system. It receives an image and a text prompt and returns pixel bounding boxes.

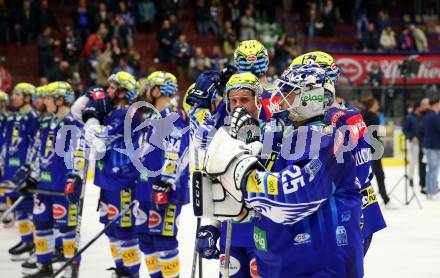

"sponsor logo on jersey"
[148,211,162,228]
[219,255,240,276]
[246,171,264,193]
[9,157,20,167]
[346,114,367,142]
[330,111,346,127]
[267,174,279,195]
[304,159,322,182]
[41,171,52,182]
[98,202,108,217]
[250,258,259,278]
[294,233,311,245]
[108,204,119,219]
[33,199,46,215]
[254,226,268,251]
[336,226,348,246]
[162,204,177,236]
[134,206,148,226]
[361,185,378,209]
[53,204,67,219]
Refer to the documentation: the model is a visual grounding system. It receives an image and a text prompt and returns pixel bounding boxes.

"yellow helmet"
[290,51,339,82]
[13,83,36,96]
[182,83,195,114]
[226,72,263,96]
[0,90,9,102]
[35,85,48,99]
[234,40,269,77]
[108,71,138,101]
[145,71,178,97]
[47,81,75,104]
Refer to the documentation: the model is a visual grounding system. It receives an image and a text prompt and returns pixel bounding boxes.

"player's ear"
[151,87,161,98]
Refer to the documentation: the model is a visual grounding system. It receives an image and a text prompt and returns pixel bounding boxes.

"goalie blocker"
[192,171,244,219]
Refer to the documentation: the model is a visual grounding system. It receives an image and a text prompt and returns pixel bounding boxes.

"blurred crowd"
[0,0,438,92]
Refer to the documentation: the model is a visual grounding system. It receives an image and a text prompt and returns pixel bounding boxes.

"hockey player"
[1,83,39,260]
[203,64,364,277]
[134,71,189,278]
[0,90,10,221]
[19,81,79,278]
[291,51,386,254]
[67,71,142,277]
[193,40,269,278]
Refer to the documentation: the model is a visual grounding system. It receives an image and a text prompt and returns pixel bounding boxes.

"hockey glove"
[152,180,172,207]
[16,176,37,194]
[186,70,222,109]
[229,107,260,143]
[65,173,83,204]
[12,165,31,189]
[197,225,221,259]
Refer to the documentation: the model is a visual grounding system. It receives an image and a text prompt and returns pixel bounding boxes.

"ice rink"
[1,166,439,278]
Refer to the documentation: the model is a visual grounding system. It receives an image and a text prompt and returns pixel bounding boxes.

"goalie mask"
[290,51,340,83]
[273,64,335,123]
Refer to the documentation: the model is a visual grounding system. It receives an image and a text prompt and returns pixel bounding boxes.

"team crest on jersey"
[108,204,119,219]
[148,211,162,228]
[219,255,240,276]
[250,258,259,278]
[53,204,67,219]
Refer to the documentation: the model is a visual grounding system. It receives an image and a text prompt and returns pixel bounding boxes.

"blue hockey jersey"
[33,113,79,192]
[324,106,386,242]
[94,107,140,191]
[1,110,39,181]
[243,122,364,277]
[136,105,189,206]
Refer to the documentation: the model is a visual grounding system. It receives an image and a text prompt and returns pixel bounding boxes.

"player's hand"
[229,107,260,143]
[64,173,83,204]
[16,176,37,194]
[197,225,221,259]
[152,180,172,207]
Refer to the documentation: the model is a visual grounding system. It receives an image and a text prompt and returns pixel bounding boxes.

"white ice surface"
[1,167,439,277]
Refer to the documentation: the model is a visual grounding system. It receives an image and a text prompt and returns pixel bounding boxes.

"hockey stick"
[51,200,139,278]
[222,220,232,278]
[67,129,92,276]
[190,143,203,278]
[0,185,65,197]
[0,195,25,223]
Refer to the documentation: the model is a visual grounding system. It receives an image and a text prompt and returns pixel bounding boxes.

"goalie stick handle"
[51,200,138,278]
[223,220,233,278]
[70,129,91,274]
[0,195,26,223]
